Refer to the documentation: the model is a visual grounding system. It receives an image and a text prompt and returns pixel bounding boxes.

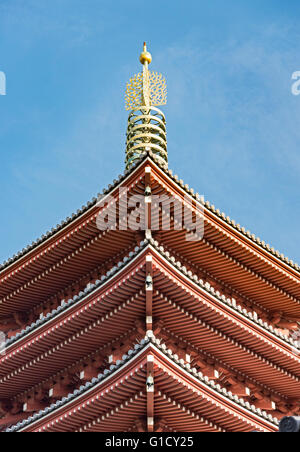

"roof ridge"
[149,239,300,351]
[3,228,299,353]
[0,152,151,273]
[147,154,300,273]
[147,333,279,427]
[2,150,299,275]
[6,336,152,432]
[4,240,149,349]
[6,332,278,432]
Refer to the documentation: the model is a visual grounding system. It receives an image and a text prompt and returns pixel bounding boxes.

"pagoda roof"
[1,240,299,400]
[6,334,279,433]
[1,151,299,277]
[4,238,299,353]
[150,249,300,397]
[4,241,147,350]
[0,156,144,274]
[0,242,148,397]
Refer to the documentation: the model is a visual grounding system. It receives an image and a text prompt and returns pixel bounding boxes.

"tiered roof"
[1,43,299,432]
[0,153,299,432]
[6,335,279,433]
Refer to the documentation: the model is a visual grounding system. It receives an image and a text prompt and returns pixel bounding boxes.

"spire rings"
[128,114,166,132]
[125,106,168,169]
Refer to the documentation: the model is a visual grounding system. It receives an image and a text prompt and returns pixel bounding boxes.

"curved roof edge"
[1,151,299,276]
[6,334,279,433]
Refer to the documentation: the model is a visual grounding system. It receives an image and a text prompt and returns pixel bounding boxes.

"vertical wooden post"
[146,255,153,331]
[146,354,154,432]
[145,165,153,332]
[145,166,152,232]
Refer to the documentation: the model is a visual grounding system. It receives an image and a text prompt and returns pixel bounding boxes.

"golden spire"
[140,42,151,107]
[125,43,168,169]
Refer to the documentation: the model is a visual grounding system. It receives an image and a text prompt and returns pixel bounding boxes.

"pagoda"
[0,44,300,433]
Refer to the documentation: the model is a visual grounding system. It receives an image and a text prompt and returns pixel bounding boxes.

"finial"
[139,42,152,65]
[124,43,168,170]
[125,42,167,110]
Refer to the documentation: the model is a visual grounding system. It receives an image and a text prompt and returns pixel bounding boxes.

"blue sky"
[0,0,300,265]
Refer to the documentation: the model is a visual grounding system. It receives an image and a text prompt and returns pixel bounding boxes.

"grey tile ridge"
[4,240,149,350]
[148,239,300,352]
[2,150,299,277]
[148,333,279,427]
[6,332,278,433]
[6,336,152,432]
[146,153,300,274]
[0,153,151,273]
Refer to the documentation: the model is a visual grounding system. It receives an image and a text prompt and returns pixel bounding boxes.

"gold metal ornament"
[125,43,168,169]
